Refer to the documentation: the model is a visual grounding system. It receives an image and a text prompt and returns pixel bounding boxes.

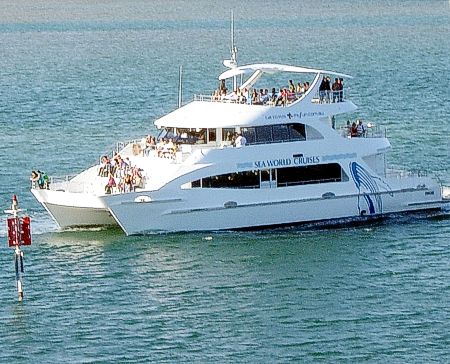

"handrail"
[338,123,386,139]
[386,168,429,179]
[194,89,347,106]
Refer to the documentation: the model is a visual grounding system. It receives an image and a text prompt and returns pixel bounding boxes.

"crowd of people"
[212,79,311,106]
[137,134,179,159]
[155,138,178,158]
[211,75,345,106]
[98,154,144,194]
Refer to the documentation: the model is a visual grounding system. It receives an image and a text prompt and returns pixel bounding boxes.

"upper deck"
[155,63,357,130]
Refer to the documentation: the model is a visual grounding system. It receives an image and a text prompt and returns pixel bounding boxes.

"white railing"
[30,177,98,194]
[194,89,348,106]
[339,123,386,139]
[116,138,145,154]
[386,168,428,179]
[312,90,347,104]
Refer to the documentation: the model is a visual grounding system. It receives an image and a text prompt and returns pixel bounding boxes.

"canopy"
[219,63,353,80]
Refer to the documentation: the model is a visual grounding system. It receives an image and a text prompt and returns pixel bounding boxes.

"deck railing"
[338,123,386,139]
[386,168,429,179]
[193,89,347,106]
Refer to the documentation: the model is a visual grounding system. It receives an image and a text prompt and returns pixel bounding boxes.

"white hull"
[105,178,444,235]
[32,189,116,229]
[30,60,449,235]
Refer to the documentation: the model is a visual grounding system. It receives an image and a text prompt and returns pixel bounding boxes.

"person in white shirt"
[356,120,366,137]
[235,133,247,148]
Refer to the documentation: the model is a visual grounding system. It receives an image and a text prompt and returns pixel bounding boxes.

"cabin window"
[197,170,260,189]
[241,123,308,145]
[305,125,324,140]
[208,128,216,142]
[277,163,344,187]
[222,128,235,142]
[256,126,273,143]
[289,123,306,141]
[272,124,290,142]
[190,163,347,189]
[241,127,256,144]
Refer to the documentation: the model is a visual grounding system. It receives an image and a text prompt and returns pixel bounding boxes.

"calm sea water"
[0,0,449,362]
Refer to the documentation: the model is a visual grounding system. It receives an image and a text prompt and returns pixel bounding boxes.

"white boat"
[31,53,449,234]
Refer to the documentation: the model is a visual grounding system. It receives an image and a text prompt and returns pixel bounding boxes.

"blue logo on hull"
[350,162,392,215]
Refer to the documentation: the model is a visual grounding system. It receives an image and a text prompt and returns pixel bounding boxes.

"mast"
[178,65,183,108]
[230,10,238,91]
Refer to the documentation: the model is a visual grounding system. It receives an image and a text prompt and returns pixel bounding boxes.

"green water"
[0,0,449,362]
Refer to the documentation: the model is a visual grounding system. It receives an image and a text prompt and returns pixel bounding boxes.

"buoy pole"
[5,195,32,301]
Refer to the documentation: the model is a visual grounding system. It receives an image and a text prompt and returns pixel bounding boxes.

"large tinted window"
[256,126,273,143]
[277,163,343,187]
[243,123,311,145]
[273,124,290,142]
[242,127,256,144]
[194,170,259,189]
[190,163,346,189]
[289,123,306,141]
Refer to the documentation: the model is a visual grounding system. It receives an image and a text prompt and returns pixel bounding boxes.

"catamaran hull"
[105,182,444,235]
[31,189,116,229]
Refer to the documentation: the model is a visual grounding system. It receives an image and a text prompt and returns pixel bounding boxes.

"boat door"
[260,169,277,188]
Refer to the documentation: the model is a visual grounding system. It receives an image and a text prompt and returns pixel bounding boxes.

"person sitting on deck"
[269,88,277,104]
[296,82,304,95]
[158,138,175,158]
[166,138,175,154]
[276,88,288,106]
[132,167,144,190]
[288,79,295,93]
[252,89,261,105]
[304,82,310,92]
[212,89,220,101]
[105,173,116,194]
[238,88,247,104]
[260,89,269,104]
[156,139,165,157]
[144,135,156,156]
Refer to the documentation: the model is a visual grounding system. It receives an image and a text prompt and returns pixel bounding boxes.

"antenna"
[230,10,237,65]
[230,10,238,91]
[178,65,183,108]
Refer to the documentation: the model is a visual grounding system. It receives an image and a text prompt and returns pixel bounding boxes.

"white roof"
[154,63,356,129]
[219,63,353,80]
[154,100,357,129]
[155,101,268,129]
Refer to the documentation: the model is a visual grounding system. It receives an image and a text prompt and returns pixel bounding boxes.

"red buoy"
[5,195,32,301]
